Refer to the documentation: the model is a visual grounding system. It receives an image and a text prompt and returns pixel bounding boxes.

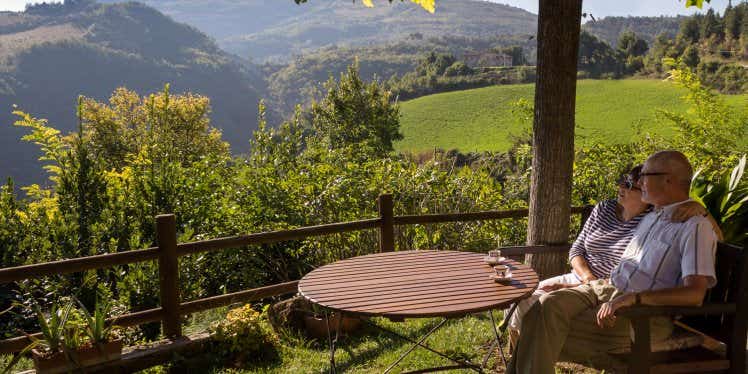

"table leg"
[384,318,448,374]
[325,311,335,374]
[481,304,517,369]
[361,317,484,373]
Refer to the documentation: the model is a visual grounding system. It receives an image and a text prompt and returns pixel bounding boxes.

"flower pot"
[32,339,123,374]
[303,313,361,340]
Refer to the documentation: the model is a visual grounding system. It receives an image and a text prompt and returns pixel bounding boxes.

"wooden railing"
[0,194,592,355]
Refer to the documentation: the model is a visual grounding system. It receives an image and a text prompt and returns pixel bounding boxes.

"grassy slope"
[396,79,748,153]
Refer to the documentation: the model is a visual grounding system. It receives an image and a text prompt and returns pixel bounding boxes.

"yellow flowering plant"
[210,304,278,362]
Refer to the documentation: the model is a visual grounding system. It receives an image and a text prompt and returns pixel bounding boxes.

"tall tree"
[679,17,702,44]
[311,63,402,157]
[701,8,723,39]
[618,30,649,57]
[526,0,583,280]
[723,1,742,39]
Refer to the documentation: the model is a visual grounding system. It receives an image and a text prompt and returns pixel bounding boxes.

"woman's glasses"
[618,174,641,191]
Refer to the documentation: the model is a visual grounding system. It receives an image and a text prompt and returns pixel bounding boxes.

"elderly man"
[506,150,719,374]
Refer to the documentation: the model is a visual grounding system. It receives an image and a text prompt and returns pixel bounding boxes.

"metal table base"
[324,308,514,374]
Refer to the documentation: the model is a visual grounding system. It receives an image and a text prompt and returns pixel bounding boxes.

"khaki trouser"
[506,280,674,374]
[508,271,581,331]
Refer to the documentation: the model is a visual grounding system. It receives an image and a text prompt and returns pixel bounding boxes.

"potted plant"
[2,296,123,374]
[303,303,361,340]
[2,299,74,374]
[33,296,122,374]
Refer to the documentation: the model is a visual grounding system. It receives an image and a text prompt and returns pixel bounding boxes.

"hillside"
[0,0,265,187]
[266,34,535,113]
[120,0,538,61]
[583,16,684,47]
[396,79,748,153]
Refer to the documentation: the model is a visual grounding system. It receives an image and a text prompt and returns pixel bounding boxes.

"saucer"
[483,256,506,265]
[489,273,513,284]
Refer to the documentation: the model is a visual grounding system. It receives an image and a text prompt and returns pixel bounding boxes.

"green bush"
[210,304,277,362]
[690,155,748,245]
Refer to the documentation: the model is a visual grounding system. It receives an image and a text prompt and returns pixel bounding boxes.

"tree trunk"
[526,0,582,280]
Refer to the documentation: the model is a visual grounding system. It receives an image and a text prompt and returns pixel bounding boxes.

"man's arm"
[596,275,710,328]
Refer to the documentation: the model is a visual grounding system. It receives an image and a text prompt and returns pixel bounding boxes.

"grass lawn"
[151,314,504,373]
[2,310,602,373]
[396,79,748,153]
[129,310,601,374]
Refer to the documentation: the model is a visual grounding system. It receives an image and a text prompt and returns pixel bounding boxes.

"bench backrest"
[681,241,747,343]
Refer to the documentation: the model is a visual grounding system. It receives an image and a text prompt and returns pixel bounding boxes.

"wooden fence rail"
[0,193,592,356]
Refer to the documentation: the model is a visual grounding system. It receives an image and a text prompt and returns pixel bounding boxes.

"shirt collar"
[654,198,693,219]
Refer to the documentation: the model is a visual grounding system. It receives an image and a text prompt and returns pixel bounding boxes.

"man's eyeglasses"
[639,171,669,177]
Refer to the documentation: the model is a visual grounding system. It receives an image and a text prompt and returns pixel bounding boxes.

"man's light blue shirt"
[610,199,718,293]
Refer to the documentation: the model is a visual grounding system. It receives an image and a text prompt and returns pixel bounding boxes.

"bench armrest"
[617,303,736,318]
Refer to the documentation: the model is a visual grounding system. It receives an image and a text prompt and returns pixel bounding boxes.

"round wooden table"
[298,250,539,373]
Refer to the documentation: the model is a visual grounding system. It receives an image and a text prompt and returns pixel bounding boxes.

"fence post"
[580,204,594,229]
[378,194,395,252]
[156,214,182,338]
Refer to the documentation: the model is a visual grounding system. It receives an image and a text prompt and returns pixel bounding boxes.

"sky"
[493,0,732,18]
[0,0,734,15]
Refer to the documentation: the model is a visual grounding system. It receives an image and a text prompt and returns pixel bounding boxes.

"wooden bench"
[617,241,747,374]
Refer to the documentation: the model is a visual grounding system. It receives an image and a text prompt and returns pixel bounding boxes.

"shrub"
[690,155,748,245]
[210,304,278,363]
[444,61,473,77]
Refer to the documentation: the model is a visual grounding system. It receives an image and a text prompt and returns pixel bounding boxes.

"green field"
[396,79,748,153]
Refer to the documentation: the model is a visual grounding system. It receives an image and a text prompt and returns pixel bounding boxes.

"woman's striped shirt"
[569,199,650,279]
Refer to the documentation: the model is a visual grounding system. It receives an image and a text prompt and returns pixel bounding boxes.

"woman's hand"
[581,274,597,284]
[596,293,636,328]
[671,201,725,240]
[671,201,706,222]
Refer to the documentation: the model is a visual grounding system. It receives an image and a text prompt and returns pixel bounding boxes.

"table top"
[298,250,539,319]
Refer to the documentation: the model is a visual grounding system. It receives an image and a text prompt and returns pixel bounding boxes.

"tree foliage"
[1,54,744,352]
[310,63,402,157]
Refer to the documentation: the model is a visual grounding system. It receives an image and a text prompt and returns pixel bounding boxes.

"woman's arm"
[568,203,602,283]
[571,256,597,283]
[671,201,724,241]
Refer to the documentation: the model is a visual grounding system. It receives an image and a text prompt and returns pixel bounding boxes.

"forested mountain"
[0,0,265,187]
[265,33,535,113]
[583,16,684,47]
[115,0,538,61]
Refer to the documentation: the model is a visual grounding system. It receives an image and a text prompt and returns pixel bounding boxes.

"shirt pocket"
[637,239,672,282]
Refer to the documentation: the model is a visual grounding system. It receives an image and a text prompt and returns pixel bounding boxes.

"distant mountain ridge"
[119,0,539,61]
[0,0,265,187]
[583,15,684,47]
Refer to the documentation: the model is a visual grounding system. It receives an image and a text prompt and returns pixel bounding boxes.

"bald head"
[646,151,693,192]
[640,151,693,206]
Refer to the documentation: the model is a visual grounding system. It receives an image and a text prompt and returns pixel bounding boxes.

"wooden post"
[728,240,748,374]
[580,205,594,229]
[526,0,583,280]
[630,317,652,373]
[378,194,395,252]
[156,214,182,338]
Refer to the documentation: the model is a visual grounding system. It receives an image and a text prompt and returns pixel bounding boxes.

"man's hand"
[596,292,636,328]
[540,283,581,292]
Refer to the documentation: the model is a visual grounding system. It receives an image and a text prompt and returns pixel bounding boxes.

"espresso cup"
[493,264,508,277]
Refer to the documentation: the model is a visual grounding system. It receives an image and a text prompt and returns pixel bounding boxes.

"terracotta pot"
[32,339,123,374]
[303,313,361,340]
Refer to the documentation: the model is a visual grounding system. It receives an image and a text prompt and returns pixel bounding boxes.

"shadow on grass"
[162,315,500,373]
[321,316,494,373]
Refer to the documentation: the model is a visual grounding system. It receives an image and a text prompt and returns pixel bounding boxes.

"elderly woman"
[507,165,713,341]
